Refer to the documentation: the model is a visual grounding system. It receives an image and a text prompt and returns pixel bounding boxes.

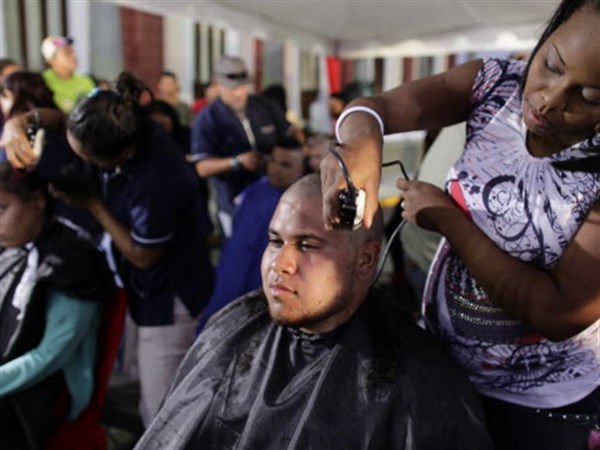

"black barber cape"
[136,289,493,450]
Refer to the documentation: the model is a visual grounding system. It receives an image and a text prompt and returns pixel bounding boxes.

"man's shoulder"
[239,177,278,201]
[201,98,232,120]
[192,98,234,136]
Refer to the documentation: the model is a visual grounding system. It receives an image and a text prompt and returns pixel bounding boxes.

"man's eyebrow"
[267,230,327,243]
[295,233,327,243]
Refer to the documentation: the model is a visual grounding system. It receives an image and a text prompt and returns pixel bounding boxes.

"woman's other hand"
[396,179,460,232]
[0,115,39,168]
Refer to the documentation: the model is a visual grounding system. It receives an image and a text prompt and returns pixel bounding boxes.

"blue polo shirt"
[190,96,290,216]
[101,123,214,326]
[196,176,283,334]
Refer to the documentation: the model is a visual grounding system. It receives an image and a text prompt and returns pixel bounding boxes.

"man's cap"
[214,56,252,88]
[41,35,74,61]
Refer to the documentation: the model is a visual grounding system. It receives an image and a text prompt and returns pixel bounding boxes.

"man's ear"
[356,241,381,280]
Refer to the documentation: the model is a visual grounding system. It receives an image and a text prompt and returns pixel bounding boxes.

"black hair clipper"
[26,119,45,162]
[329,143,366,230]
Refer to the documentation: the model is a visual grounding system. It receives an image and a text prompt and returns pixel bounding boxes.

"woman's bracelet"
[335,106,384,143]
[230,154,242,170]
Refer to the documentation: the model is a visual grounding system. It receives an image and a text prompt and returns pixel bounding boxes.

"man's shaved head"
[282,173,384,247]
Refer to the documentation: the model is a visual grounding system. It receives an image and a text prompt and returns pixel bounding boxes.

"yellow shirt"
[42,69,95,113]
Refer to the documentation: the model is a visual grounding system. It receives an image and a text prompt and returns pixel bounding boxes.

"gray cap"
[214,56,252,88]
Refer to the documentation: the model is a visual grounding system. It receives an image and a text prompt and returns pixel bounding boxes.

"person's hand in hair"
[1,108,67,168]
[49,162,101,209]
[49,182,101,210]
[0,114,37,168]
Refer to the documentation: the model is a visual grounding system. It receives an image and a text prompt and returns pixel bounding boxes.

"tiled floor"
[103,372,144,450]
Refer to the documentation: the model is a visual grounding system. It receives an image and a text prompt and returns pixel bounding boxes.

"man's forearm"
[195,156,237,177]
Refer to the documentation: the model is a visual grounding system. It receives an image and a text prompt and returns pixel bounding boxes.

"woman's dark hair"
[0,162,49,205]
[521,0,600,173]
[1,71,57,118]
[67,72,152,162]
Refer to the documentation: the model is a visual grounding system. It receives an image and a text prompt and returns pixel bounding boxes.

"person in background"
[195,136,305,334]
[321,1,600,449]
[0,59,20,83]
[156,71,193,127]
[0,59,20,132]
[134,174,493,450]
[305,132,333,173]
[0,163,114,450]
[190,56,292,239]
[261,84,288,116]
[40,36,95,113]
[192,80,218,116]
[1,72,57,120]
[143,99,192,154]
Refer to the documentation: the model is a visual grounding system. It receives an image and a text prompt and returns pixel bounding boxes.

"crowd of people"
[0,0,598,449]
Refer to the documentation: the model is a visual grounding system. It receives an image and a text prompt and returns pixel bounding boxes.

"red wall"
[120,7,163,90]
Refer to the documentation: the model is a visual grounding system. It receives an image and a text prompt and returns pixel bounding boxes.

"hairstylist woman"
[321,1,599,449]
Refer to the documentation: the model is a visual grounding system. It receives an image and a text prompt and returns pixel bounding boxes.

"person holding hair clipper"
[321,1,600,449]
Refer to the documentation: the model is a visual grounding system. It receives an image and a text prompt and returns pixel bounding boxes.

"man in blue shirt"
[196,137,305,334]
[190,56,291,238]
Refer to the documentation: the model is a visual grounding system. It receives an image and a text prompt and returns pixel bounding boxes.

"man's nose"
[272,245,297,275]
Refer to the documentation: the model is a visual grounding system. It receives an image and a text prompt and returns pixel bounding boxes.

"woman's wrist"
[230,155,242,171]
[335,106,385,143]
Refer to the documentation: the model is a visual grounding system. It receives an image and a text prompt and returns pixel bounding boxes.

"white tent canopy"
[110,0,560,56]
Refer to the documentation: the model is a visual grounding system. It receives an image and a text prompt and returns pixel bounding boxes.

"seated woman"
[0,162,115,450]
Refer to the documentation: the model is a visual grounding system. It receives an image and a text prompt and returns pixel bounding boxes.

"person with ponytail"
[63,72,215,425]
[0,72,215,426]
[0,163,114,449]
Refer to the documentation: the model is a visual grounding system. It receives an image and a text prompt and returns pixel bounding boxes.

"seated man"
[135,174,493,450]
